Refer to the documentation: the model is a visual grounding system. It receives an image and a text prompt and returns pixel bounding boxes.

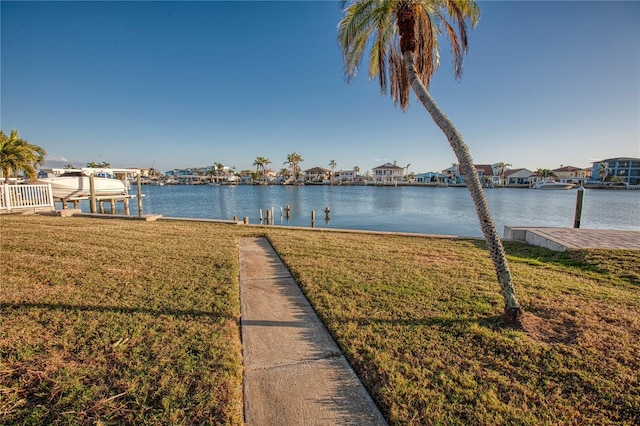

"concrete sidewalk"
[239,237,387,426]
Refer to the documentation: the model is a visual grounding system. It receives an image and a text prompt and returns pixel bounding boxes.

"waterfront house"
[372,162,405,184]
[503,168,534,186]
[454,164,498,185]
[337,169,356,182]
[552,165,590,185]
[591,157,640,185]
[414,172,448,184]
[304,167,330,183]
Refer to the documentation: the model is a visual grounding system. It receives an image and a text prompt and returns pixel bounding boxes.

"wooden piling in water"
[574,186,585,228]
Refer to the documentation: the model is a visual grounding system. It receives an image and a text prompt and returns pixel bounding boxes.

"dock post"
[285,205,291,220]
[73,200,79,209]
[99,200,105,214]
[266,208,272,225]
[124,198,130,215]
[311,210,315,227]
[137,173,143,217]
[243,217,249,224]
[324,207,330,220]
[110,199,116,214]
[574,185,585,228]
[89,173,97,213]
[233,216,238,221]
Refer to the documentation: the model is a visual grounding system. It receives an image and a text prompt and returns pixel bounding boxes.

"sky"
[2,0,639,175]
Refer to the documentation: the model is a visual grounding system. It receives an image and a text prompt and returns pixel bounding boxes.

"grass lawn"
[2,215,639,425]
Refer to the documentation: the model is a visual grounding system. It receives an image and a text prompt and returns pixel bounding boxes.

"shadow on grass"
[337,312,509,331]
[469,240,640,286]
[1,301,234,321]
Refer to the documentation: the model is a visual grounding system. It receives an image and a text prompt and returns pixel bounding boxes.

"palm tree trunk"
[404,52,521,325]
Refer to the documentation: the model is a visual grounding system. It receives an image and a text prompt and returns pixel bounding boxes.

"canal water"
[115,184,640,238]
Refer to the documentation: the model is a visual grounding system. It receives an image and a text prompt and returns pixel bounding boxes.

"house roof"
[304,167,329,174]
[553,165,586,172]
[474,164,494,176]
[597,157,640,163]
[373,162,404,170]
[504,168,534,178]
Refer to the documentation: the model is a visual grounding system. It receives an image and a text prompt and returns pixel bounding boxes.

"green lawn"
[2,215,639,425]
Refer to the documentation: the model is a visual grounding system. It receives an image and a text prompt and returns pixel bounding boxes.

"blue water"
[104,185,640,238]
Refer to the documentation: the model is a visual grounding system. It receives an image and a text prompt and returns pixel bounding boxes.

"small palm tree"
[253,156,267,183]
[353,165,360,181]
[284,152,304,181]
[329,159,337,184]
[495,162,512,186]
[596,162,610,183]
[0,129,46,183]
[339,0,521,323]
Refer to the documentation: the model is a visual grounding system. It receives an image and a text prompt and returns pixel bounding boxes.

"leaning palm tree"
[339,0,521,323]
[0,129,46,184]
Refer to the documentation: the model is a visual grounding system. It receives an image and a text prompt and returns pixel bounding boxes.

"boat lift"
[49,168,144,216]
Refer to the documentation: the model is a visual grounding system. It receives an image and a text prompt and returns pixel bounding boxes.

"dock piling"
[574,186,585,228]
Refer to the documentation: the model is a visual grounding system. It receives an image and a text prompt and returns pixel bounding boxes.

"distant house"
[414,172,447,184]
[503,168,534,186]
[304,167,330,182]
[442,165,459,183]
[337,169,356,182]
[372,162,405,184]
[552,165,590,184]
[591,157,640,185]
[455,164,498,185]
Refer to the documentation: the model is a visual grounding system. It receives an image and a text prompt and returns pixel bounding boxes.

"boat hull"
[37,176,127,199]
[534,183,575,190]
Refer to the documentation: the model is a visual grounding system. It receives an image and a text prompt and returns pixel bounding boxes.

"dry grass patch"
[1,215,255,425]
[266,230,640,425]
[2,215,639,425]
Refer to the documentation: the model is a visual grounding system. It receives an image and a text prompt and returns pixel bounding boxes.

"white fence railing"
[0,184,55,213]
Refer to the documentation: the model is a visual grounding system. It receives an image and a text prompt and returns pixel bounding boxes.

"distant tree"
[329,160,337,184]
[596,162,610,183]
[494,162,512,185]
[0,129,46,183]
[405,163,411,180]
[353,165,360,181]
[86,161,110,168]
[64,163,74,169]
[253,156,271,183]
[284,153,304,181]
[279,167,291,180]
[536,168,555,178]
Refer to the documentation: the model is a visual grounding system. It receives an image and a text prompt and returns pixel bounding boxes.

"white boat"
[533,179,575,190]
[37,172,127,199]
